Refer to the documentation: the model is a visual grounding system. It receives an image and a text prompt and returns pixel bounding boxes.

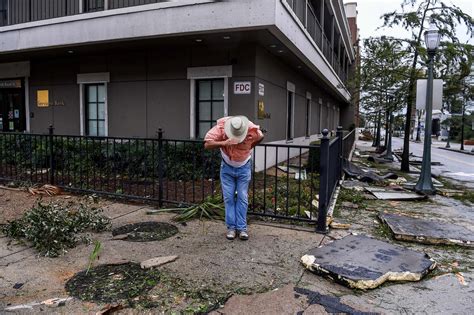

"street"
[392,137,474,188]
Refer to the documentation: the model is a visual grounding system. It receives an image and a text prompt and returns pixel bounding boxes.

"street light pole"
[445,125,451,148]
[460,102,465,151]
[415,18,440,195]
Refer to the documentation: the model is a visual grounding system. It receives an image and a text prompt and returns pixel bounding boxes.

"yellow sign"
[257,100,271,119]
[37,90,49,107]
[258,100,265,119]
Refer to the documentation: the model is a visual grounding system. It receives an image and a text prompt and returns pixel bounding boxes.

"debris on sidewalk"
[4,297,73,311]
[96,304,125,315]
[341,201,359,209]
[436,188,464,197]
[367,155,392,164]
[329,221,351,229]
[358,130,373,141]
[387,177,407,185]
[343,159,398,183]
[111,222,179,242]
[13,282,24,289]
[301,235,436,290]
[140,255,178,269]
[455,273,468,286]
[341,180,368,191]
[409,158,443,166]
[294,287,372,314]
[365,187,427,201]
[28,184,62,196]
[379,213,474,247]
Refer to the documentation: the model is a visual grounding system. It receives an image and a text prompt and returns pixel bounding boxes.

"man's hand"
[223,138,240,146]
[204,138,239,149]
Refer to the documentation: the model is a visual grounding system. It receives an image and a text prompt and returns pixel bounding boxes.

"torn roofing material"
[379,213,474,247]
[365,187,427,201]
[301,235,436,290]
[343,159,398,183]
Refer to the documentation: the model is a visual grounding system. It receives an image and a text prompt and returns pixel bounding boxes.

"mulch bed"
[65,263,161,303]
[112,221,178,242]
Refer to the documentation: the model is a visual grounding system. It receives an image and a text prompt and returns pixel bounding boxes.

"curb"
[438,147,474,156]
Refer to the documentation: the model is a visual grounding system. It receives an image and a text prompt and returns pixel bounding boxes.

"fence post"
[48,125,55,185]
[336,126,344,179]
[316,129,329,234]
[157,128,164,207]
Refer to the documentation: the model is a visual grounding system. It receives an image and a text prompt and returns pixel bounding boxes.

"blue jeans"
[220,160,252,231]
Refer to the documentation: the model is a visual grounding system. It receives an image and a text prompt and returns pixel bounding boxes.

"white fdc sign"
[234,81,251,94]
[416,79,443,110]
[258,83,265,96]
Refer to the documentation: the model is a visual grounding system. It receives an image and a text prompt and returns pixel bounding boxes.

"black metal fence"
[343,129,356,160]
[0,126,354,231]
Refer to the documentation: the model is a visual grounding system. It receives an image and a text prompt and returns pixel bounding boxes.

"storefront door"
[0,79,26,132]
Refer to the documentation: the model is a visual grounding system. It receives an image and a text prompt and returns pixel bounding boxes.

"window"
[85,84,106,137]
[196,79,224,139]
[84,0,105,13]
[0,0,7,27]
[305,94,311,138]
[286,82,295,140]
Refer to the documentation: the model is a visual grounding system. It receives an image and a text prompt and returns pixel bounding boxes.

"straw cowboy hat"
[224,116,250,143]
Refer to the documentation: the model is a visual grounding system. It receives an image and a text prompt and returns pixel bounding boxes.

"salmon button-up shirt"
[204,117,263,165]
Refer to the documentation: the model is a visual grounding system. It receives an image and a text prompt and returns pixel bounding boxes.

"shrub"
[305,140,321,172]
[0,134,221,186]
[2,198,110,257]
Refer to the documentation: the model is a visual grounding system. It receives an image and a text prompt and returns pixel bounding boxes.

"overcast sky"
[347,0,473,44]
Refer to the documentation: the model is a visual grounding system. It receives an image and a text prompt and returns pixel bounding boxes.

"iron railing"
[342,129,356,159]
[1,0,166,26]
[0,126,354,231]
[306,2,322,48]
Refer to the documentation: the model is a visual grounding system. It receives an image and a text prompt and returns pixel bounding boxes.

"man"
[204,116,264,240]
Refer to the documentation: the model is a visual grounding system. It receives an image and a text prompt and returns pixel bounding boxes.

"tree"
[359,37,410,151]
[381,0,474,171]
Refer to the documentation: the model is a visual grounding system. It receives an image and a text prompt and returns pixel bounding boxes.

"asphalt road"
[392,137,474,188]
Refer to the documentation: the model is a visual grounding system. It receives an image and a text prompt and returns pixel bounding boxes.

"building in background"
[343,1,360,128]
[0,0,356,143]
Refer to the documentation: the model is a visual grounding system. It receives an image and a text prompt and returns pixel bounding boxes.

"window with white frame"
[85,84,106,136]
[187,66,231,139]
[196,79,225,139]
[77,72,109,137]
[286,82,295,141]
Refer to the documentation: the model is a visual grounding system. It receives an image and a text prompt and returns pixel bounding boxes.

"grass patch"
[373,220,393,240]
[337,188,366,206]
[129,272,271,313]
[451,191,474,205]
